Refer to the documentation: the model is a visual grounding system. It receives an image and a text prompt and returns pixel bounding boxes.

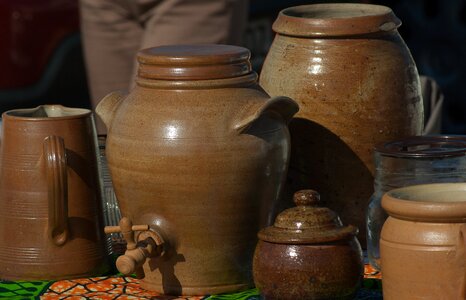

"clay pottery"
[0,105,109,280]
[96,45,298,295]
[367,135,466,270]
[253,190,364,300]
[381,183,466,299]
[259,3,424,241]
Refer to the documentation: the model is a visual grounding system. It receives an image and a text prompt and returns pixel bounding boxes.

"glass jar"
[366,136,466,270]
[97,135,124,254]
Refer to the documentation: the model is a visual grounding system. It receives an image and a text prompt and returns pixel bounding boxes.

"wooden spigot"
[104,217,161,276]
[105,217,149,249]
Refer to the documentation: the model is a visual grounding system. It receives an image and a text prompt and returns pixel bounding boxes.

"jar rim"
[375,135,466,158]
[273,3,400,37]
[3,105,91,121]
[382,183,466,222]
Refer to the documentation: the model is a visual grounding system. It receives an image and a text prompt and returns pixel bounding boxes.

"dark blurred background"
[0,0,465,133]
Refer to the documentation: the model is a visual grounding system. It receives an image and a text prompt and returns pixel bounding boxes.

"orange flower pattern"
[40,276,205,300]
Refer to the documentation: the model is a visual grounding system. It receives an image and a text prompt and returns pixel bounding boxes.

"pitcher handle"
[44,136,69,246]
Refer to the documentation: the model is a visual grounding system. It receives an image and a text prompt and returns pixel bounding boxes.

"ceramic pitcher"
[381,183,466,299]
[259,3,424,241]
[0,105,109,280]
[97,44,298,295]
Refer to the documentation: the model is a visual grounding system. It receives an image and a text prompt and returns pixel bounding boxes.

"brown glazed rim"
[2,105,91,121]
[258,225,358,245]
[273,3,401,37]
[375,135,466,158]
[382,183,466,223]
[137,44,253,80]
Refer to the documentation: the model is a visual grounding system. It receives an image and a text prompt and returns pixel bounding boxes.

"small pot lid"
[258,190,358,244]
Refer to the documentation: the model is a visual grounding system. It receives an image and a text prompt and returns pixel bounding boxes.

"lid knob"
[294,189,320,207]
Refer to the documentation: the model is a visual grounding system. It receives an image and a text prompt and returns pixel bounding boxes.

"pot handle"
[458,224,466,299]
[95,91,126,131]
[233,96,299,132]
[44,136,69,246]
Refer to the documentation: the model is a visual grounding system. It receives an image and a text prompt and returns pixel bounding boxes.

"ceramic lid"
[258,190,358,244]
[137,44,253,80]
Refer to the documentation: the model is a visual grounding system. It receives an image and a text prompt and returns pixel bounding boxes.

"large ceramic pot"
[381,183,466,299]
[260,3,424,241]
[96,45,298,295]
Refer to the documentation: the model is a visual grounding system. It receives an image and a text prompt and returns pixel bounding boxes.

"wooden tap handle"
[104,224,149,234]
[103,217,150,250]
[120,218,136,250]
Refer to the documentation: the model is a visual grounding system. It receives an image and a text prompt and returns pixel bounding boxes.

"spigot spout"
[105,217,164,276]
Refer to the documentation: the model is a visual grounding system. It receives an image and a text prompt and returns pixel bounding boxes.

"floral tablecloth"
[0,264,381,300]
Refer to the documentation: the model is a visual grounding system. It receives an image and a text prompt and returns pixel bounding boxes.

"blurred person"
[79,0,249,133]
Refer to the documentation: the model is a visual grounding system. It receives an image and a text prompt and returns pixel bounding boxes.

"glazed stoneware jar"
[381,183,466,299]
[253,190,364,300]
[96,45,298,295]
[260,3,424,240]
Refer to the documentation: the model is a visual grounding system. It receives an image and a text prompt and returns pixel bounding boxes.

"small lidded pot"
[253,190,364,300]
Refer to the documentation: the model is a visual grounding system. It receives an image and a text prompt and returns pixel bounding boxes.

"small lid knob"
[293,189,320,207]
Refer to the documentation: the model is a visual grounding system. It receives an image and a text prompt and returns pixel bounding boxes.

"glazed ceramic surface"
[96,45,298,295]
[253,190,363,300]
[0,105,108,280]
[260,3,424,241]
[381,183,466,299]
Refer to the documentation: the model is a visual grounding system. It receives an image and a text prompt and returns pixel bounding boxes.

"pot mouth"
[273,3,400,37]
[283,3,391,19]
[382,183,466,222]
[3,105,91,121]
[375,135,466,158]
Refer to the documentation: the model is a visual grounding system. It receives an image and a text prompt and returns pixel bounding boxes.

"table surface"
[0,264,382,300]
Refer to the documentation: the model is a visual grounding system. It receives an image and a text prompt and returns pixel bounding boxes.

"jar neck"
[373,152,466,195]
[135,72,258,90]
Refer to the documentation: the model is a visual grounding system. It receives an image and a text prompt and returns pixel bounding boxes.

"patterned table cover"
[0,264,382,300]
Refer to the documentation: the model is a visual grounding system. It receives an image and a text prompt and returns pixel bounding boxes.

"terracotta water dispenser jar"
[96,45,298,295]
[259,3,424,241]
